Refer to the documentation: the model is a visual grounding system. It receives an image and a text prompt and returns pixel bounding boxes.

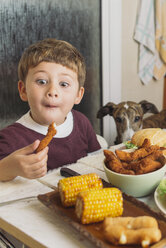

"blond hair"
[18,38,86,87]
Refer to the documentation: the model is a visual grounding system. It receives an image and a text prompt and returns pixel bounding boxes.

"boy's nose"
[48,91,58,97]
[47,85,58,97]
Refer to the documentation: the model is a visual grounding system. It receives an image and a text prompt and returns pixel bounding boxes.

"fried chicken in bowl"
[103,139,166,197]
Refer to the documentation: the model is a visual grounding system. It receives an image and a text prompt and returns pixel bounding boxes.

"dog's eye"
[135,116,141,122]
[116,117,123,123]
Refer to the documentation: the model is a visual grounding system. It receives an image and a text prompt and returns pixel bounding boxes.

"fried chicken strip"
[130,151,165,174]
[104,138,166,175]
[36,122,57,153]
[115,144,161,163]
[141,138,151,148]
[104,150,135,175]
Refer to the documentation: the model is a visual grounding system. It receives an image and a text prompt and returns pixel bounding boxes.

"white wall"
[122,0,164,110]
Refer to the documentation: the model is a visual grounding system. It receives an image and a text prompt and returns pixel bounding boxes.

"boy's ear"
[75,87,84,105]
[18,80,28,102]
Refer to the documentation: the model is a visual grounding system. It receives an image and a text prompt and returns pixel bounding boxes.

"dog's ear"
[139,100,159,114]
[97,102,116,118]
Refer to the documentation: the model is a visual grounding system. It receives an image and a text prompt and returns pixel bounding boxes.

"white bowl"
[103,163,166,197]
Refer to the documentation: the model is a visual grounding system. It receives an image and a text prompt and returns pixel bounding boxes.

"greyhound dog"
[97,100,166,144]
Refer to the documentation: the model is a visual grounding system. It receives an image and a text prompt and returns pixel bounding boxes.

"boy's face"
[18,62,84,126]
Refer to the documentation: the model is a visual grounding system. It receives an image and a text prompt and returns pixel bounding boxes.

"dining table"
[0,145,165,248]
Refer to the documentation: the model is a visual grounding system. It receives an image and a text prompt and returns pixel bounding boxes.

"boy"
[0,38,101,181]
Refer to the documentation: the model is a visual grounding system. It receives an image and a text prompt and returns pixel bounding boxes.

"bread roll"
[131,128,166,147]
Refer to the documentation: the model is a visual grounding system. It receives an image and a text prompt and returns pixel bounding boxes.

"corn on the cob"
[58,173,103,207]
[75,188,123,224]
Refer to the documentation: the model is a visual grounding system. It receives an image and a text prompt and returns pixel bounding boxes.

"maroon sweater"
[0,110,100,170]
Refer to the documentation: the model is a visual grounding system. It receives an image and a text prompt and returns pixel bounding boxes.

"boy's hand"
[0,140,48,181]
[15,140,48,179]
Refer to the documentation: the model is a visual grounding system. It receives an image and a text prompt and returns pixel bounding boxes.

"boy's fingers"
[31,155,48,171]
[32,140,41,151]
[18,140,41,155]
[24,158,48,179]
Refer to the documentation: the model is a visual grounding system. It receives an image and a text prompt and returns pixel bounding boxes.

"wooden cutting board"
[38,168,166,248]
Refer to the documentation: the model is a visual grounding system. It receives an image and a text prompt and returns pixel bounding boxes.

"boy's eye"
[36,79,47,85]
[60,81,69,87]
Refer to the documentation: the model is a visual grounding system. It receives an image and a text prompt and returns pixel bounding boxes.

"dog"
[97,100,166,144]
